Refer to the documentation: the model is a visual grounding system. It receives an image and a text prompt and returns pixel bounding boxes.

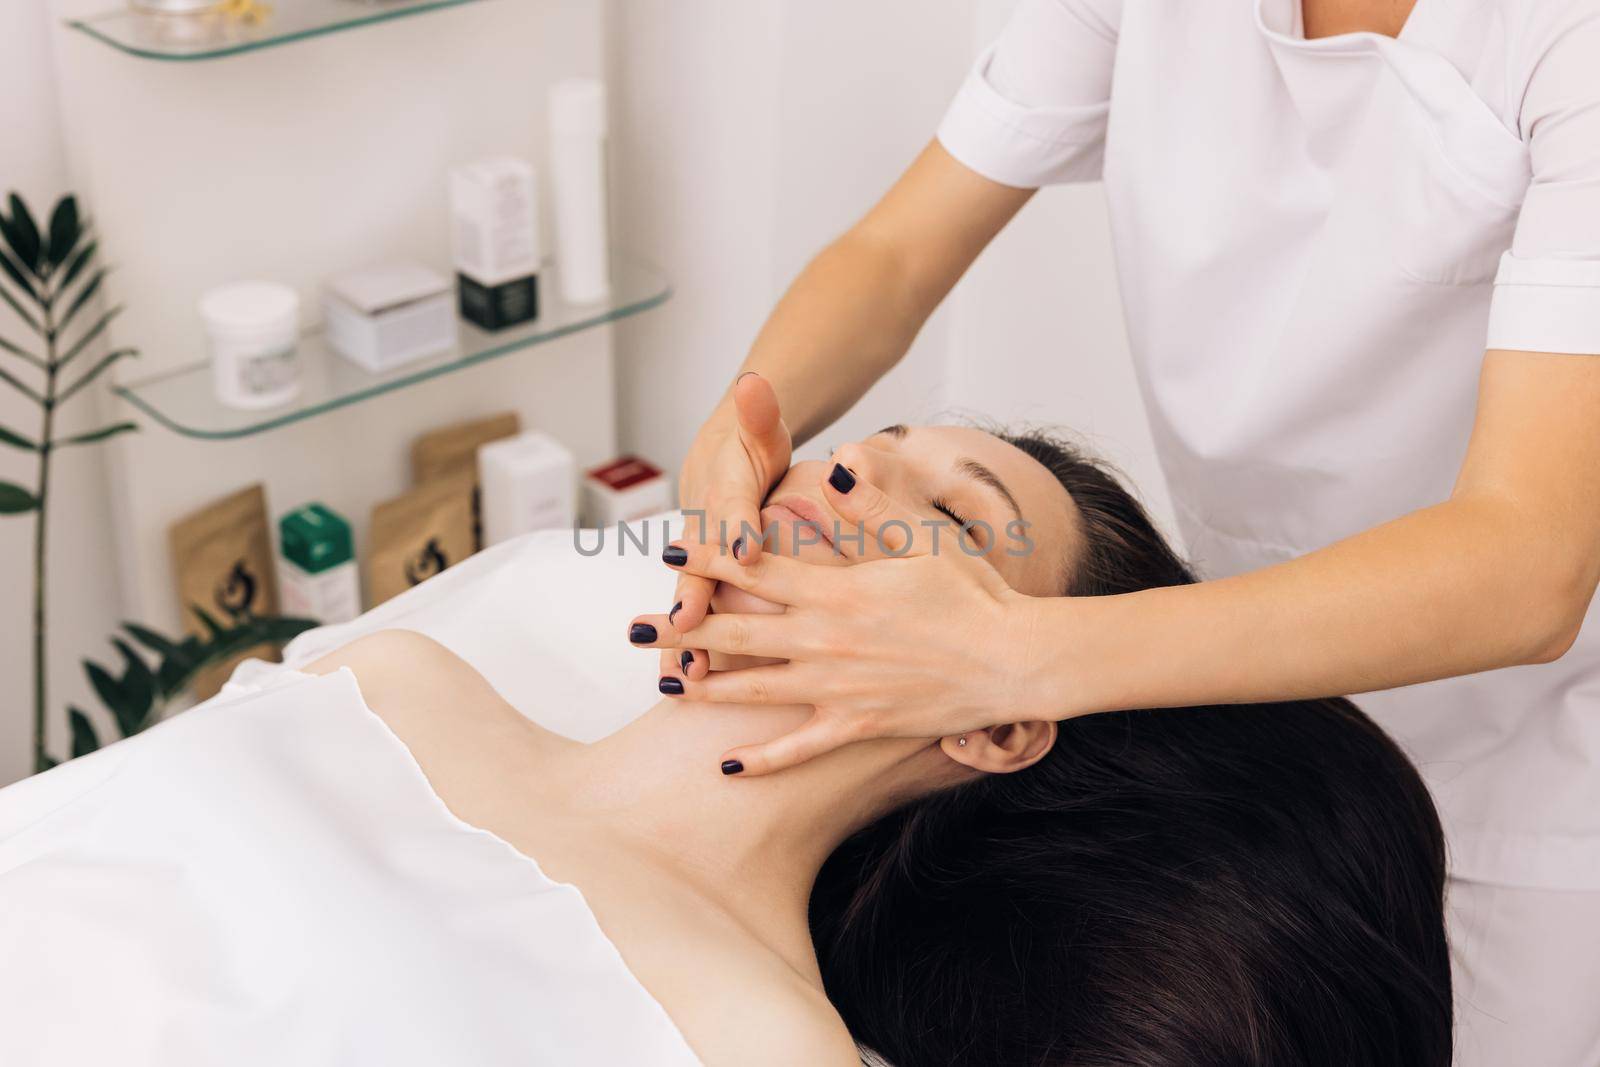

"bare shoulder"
[299,628,540,772]
[302,629,500,723]
[303,628,469,689]
[678,966,862,1067]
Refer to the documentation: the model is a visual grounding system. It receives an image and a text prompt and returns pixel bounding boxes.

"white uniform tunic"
[939,0,1600,893]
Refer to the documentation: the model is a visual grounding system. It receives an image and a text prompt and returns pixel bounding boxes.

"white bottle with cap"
[548,77,612,305]
[198,281,301,410]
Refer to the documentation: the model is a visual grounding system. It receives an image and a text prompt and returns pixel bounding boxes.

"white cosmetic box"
[323,263,455,373]
[449,158,541,286]
[583,455,672,525]
[478,431,577,547]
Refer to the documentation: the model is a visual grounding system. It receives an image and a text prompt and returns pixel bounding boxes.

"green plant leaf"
[84,660,132,730]
[0,334,45,369]
[155,636,205,697]
[190,605,227,641]
[0,194,42,274]
[46,197,80,270]
[0,248,38,305]
[123,621,182,659]
[57,305,121,368]
[112,638,157,735]
[0,273,41,334]
[149,612,318,698]
[57,239,96,294]
[0,425,36,451]
[207,615,317,663]
[58,421,137,448]
[68,707,101,758]
[0,481,38,513]
[56,267,105,333]
[59,347,136,405]
[0,361,42,404]
[253,616,320,643]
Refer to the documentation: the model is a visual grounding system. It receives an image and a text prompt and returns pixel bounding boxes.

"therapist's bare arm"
[697,139,1031,461]
[668,141,1032,647]
[633,348,1600,775]
[1056,347,1600,713]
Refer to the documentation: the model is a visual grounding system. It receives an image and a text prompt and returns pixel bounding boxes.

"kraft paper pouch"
[410,411,519,549]
[168,484,281,700]
[367,471,477,607]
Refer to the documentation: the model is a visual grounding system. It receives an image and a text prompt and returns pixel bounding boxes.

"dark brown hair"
[809,429,1452,1067]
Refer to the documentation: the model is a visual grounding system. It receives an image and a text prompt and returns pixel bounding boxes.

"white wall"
[0,0,123,783]
[610,0,1176,536]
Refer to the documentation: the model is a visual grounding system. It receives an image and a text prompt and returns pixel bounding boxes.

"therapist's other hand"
[631,473,1049,776]
[669,373,792,680]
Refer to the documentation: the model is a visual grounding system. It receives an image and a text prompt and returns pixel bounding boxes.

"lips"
[764,494,836,549]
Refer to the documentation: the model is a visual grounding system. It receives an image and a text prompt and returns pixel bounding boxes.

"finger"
[730,373,793,565]
[714,485,768,567]
[733,371,785,455]
[670,572,713,634]
[718,713,860,777]
[627,612,799,659]
[663,663,811,706]
[819,465,929,560]
[661,537,815,606]
[660,646,710,681]
[682,649,711,680]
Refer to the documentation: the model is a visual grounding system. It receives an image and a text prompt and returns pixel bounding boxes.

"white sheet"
[274,514,684,740]
[0,520,701,1066]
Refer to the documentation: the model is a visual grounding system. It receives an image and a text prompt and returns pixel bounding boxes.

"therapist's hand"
[668,373,792,679]
[631,473,1062,776]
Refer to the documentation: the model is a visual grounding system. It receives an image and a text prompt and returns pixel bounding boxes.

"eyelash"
[831,436,975,532]
[930,497,969,527]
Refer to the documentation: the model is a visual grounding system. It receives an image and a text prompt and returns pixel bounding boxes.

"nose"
[829,440,899,496]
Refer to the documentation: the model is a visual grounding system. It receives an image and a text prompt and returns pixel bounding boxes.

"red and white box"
[583,455,672,525]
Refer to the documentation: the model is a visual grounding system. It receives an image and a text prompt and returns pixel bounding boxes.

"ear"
[940,720,1057,774]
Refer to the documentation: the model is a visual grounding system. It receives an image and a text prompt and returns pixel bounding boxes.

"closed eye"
[930,497,969,528]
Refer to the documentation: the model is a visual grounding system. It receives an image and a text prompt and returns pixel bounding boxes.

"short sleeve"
[1485,6,1600,355]
[935,0,1122,189]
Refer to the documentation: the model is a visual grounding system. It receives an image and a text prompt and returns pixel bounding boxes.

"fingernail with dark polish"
[721,759,744,776]
[680,650,694,671]
[659,677,684,695]
[629,623,657,644]
[828,463,856,494]
[669,601,683,625]
[663,545,688,567]
[732,537,745,561]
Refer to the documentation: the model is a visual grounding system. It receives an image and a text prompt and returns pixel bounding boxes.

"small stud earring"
[956,736,968,747]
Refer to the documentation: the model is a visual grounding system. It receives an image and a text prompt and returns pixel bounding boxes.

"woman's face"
[711,424,1080,619]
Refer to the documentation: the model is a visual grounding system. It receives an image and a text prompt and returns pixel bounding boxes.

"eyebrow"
[875,424,1023,522]
[957,458,1023,523]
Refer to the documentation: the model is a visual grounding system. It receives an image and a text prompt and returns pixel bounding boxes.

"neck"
[549,698,948,981]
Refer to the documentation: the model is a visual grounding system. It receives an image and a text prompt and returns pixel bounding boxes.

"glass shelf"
[115,257,670,440]
[67,0,485,62]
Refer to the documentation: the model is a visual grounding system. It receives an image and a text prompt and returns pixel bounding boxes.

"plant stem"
[32,287,55,774]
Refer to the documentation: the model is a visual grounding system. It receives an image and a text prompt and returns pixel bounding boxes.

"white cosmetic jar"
[199,281,302,410]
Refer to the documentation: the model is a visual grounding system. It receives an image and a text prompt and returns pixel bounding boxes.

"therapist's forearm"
[712,228,934,448]
[697,140,1034,448]
[1046,495,1591,716]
